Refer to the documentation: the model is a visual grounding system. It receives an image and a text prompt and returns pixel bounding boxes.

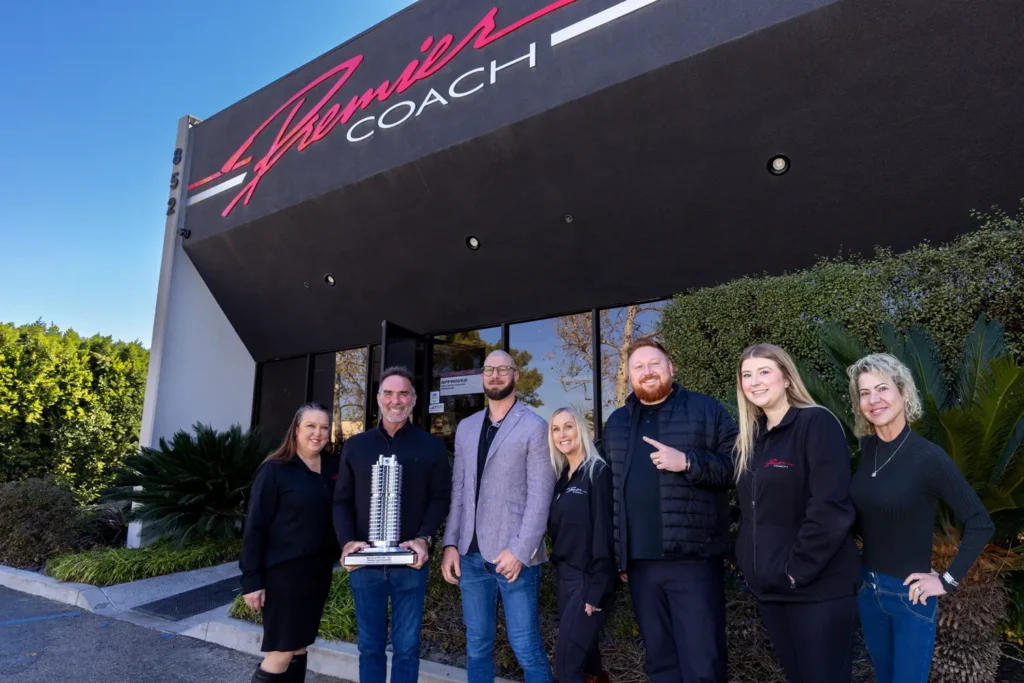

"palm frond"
[975,356,1024,483]
[102,422,272,542]
[954,315,1007,409]
[796,358,858,451]
[818,323,871,375]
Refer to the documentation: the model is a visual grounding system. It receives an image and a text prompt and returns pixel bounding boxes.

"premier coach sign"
[184,0,681,219]
[182,0,837,238]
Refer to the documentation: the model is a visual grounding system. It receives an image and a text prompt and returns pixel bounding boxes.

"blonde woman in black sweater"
[848,353,994,683]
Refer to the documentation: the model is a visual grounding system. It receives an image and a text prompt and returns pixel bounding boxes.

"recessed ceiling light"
[466,236,480,250]
[768,154,790,175]
[324,274,336,287]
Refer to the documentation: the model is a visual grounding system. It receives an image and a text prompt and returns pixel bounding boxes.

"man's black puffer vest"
[602,384,738,570]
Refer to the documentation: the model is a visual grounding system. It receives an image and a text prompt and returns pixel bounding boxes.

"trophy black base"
[344,547,416,567]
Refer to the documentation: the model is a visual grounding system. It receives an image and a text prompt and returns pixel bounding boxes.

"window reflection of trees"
[334,347,368,441]
[546,302,667,427]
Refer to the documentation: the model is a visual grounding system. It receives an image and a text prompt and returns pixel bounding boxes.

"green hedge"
[0,322,149,501]
[45,539,240,586]
[660,201,1024,406]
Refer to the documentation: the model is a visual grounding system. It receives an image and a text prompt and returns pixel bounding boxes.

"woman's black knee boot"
[250,664,289,682]
[287,653,308,683]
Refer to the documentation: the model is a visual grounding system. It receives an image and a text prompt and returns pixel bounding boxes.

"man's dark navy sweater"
[333,421,451,548]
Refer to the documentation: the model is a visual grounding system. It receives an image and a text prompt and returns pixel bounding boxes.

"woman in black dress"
[547,406,615,683]
[240,402,340,682]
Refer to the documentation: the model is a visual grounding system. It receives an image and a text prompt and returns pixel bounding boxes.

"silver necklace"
[872,430,910,477]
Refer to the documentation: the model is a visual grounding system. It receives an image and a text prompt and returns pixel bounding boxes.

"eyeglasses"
[482,365,516,377]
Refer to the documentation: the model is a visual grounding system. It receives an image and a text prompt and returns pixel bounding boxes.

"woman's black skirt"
[261,555,334,652]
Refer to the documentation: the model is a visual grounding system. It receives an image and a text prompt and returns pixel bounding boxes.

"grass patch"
[230,568,357,642]
[45,538,241,586]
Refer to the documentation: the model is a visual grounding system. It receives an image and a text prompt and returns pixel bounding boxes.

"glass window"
[600,301,667,424]
[429,328,502,452]
[333,347,369,442]
[256,357,307,446]
[509,315,593,430]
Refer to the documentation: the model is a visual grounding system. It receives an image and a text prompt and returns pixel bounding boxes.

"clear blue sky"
[0,0,414,347]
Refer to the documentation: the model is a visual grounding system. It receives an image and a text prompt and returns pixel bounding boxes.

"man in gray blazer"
[441,350,556,683]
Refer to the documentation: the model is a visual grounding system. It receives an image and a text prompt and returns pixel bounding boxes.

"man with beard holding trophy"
[603,339,738,683]
[441,350,556,683]
[334,366,451,683]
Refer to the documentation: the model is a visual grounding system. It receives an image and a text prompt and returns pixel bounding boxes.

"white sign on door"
[439,372,483,396]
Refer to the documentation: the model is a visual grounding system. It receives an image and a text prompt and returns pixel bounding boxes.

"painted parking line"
[0,612,81,627]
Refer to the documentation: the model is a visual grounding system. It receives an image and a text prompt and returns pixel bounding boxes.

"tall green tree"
[0,321,148,501]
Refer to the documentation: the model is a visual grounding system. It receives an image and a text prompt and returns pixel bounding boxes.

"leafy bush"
[660,201,1024,406]
[230,568,357,642]
[105,423,273,543]
[78,500,130,549]
[46,538,241,586]
[0,478,83,568]
[0,321,149,501]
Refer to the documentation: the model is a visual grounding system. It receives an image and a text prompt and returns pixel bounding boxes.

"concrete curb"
[0,564,109,610]
[2,563,517,683]
[182,606,518,683]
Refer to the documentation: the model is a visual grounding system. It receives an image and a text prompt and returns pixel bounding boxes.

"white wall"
[130,116,255,547]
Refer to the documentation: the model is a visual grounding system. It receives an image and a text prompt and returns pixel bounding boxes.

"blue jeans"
[347,565,429,683]
[858,566,938,683]
[459,552,552,683]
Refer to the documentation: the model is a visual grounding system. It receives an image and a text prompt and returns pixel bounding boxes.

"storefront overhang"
[180,0,1024,362]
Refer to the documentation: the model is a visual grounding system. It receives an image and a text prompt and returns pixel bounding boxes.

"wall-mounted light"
[466,236,480,250]
[324,274,336,287]
[767,154,790,175]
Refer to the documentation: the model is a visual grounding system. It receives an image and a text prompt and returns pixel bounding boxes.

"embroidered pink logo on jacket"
[764,459,795,469]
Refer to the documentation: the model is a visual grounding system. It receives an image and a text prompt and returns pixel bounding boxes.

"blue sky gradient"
[0,0,414,345]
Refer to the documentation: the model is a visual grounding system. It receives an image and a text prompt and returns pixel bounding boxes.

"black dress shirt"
[239,453,340,594]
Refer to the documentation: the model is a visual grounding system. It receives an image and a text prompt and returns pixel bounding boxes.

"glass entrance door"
[375,320,430,429]
[428,327,502,452]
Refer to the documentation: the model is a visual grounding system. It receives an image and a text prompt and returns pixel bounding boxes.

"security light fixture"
[466,236,480,250]
[324,274,336,287]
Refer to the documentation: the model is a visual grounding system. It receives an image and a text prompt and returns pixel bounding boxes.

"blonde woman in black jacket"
[734,344,859,683]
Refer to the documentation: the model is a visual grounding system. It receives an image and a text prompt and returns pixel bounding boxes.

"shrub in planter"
[0,478,82,568]
[105,422,273,543]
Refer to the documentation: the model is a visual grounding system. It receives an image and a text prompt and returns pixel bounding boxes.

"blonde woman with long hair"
[546,407,614,683]
[733,344,859,683]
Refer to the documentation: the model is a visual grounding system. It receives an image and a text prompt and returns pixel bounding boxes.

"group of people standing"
[239,338,994,683]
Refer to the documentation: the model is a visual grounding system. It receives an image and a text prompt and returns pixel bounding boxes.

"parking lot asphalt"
[0,586,348,683]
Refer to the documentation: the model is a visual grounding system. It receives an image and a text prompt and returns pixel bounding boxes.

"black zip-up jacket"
[603,383,738,569]
[333,421,451,549]
[549,460,616,606]
[239,453,340,594]
[735,406,859,602]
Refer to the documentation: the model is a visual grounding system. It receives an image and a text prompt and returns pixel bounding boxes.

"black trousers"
[628,558,727,683]
[555,564,610,683]
[757,596,857,683]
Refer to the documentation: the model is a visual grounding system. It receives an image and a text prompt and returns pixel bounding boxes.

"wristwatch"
[939,571,959,593]
[417,535,432,545]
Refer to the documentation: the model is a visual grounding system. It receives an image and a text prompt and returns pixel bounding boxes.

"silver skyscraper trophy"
[343,455,416,566]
